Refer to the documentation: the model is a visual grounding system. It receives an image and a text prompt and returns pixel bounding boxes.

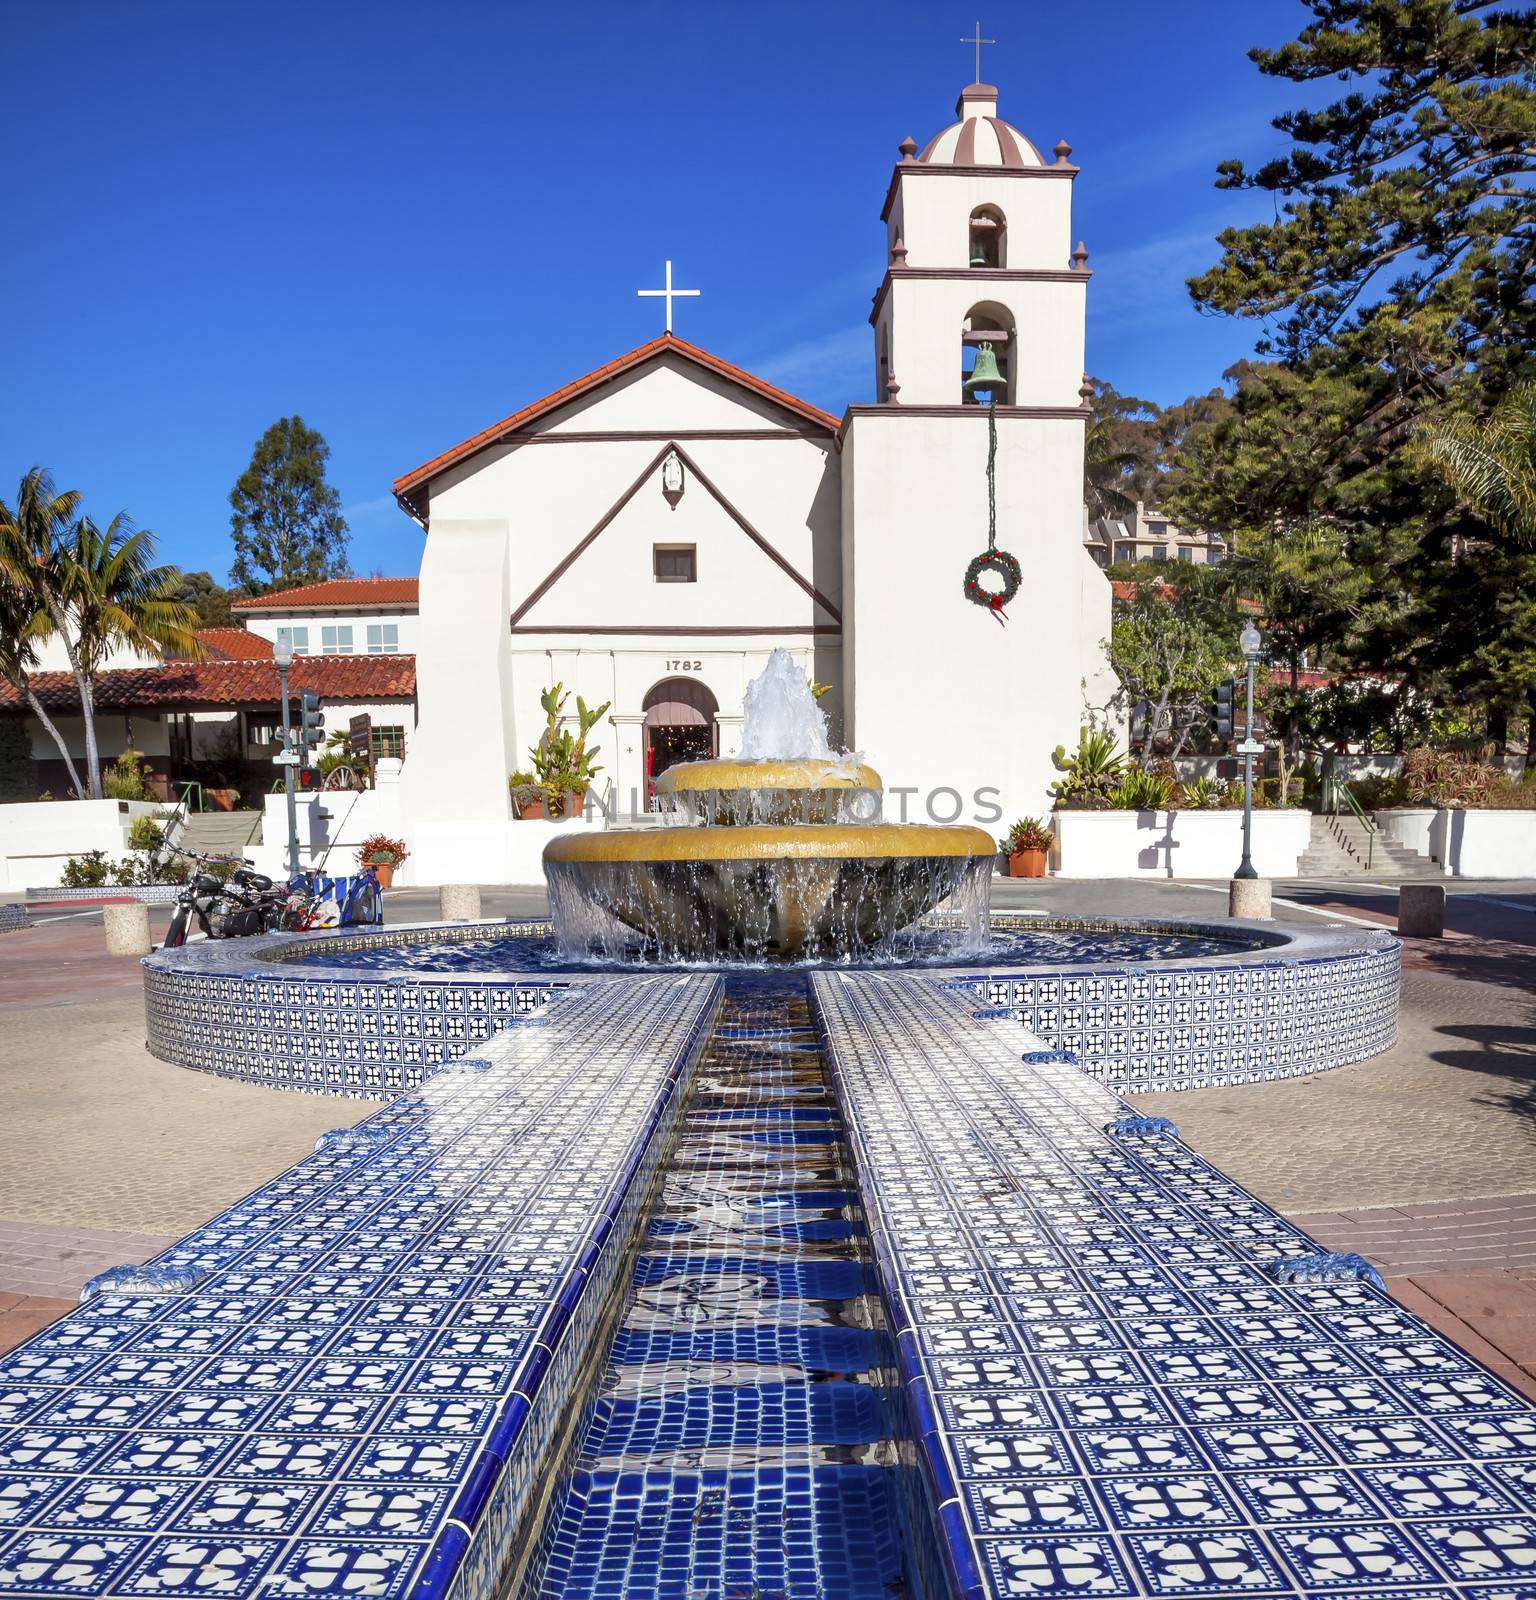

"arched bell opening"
[968,205,1007,268]
[960,302,1015,404]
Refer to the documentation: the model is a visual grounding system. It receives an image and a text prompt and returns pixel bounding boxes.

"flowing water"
[520,974,938,1600]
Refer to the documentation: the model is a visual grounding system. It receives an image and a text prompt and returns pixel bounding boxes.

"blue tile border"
[141,914,1400,1101]
[0,972,723,1600]
[0,902,26,933]
[811,970,1536,1600]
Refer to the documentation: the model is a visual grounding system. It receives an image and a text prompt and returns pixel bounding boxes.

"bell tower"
[841,79,1111,821]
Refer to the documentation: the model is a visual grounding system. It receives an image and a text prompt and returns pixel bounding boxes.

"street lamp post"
[1235,619,1264,880]
[274,630,300,879]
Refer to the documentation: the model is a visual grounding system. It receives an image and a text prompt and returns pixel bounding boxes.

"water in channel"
[523,974,931,1600]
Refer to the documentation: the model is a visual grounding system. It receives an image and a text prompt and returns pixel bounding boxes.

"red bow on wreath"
[964,549,1022,625]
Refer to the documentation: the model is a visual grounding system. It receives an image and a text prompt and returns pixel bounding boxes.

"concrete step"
[1296,812,1441,878]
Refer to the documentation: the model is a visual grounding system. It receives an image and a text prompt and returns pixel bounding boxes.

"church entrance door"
[642,677,718,808]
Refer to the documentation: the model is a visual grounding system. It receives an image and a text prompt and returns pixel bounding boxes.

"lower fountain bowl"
[543,822,998,961]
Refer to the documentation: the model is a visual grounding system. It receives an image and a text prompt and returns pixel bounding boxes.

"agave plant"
[1049,728,1126,809]
[1111,767,1175,810]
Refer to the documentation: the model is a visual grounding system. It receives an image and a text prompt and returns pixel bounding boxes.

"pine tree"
[228,417,350,595]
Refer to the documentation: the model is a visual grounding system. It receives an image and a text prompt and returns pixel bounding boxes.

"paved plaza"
[2,877,1532,1396]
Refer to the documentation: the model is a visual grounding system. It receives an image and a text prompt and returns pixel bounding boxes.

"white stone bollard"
[440,884,482,922]
[103,901,152,956]
[1398,883,1445,939]
[1228,877,1272,920]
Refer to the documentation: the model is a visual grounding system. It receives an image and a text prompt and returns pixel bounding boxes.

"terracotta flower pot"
[1009,848,1047,878]
[560,788,587,820]
[516,797,546,821]
[369,860,395,889]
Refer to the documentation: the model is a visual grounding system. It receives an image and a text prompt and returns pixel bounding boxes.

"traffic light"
[299,690,325,753]
[1213,681,1235,742]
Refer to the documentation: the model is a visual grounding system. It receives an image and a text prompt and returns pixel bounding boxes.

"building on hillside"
[1093,500,1228,567]
[231,577,419,658]
[391,76,1114,881]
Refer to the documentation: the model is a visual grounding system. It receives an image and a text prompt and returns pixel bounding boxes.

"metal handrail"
[1333,781,1377,871]
[178,780,204,813]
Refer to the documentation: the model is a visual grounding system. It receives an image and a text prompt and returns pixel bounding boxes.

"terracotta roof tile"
[230,578,419,612]
[0,655,416,713]
[392,334,840,501]
[187,628,274,659]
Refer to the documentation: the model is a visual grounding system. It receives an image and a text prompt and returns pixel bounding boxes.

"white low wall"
[0,799,164,889]
[1433,809,1536,878]
[251,766,604,888]
[1374,808,1438,861]
[1052,808,1312,880]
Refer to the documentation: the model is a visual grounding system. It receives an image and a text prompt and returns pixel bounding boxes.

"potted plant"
[1003,816,1053,877]
[357,833,409,888]
[528,683,612,821]
[509,771,546,820]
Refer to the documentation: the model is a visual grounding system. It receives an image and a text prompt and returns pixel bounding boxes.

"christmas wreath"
[963,548,1021,614]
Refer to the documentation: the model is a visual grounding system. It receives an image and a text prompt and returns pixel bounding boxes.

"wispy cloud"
[341,494,399,522]
[1085,220,1231,334]
[753,326,869,396]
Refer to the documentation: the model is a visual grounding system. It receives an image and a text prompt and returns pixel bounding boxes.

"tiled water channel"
[524,973,936,1599]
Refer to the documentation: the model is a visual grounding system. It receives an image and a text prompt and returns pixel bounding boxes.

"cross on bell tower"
[960,20,996,82]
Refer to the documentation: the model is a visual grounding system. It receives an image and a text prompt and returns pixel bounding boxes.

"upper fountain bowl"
[655,756,884,825]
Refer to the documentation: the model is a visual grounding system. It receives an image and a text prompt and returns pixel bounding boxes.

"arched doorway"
[643,677,718,805]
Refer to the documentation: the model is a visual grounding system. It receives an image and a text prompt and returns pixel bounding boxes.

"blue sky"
[2,0,1309,580]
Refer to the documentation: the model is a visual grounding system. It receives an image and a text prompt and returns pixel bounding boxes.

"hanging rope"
[963,385,1021,622]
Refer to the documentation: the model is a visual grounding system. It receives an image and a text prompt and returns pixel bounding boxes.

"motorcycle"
[160,844,287,948]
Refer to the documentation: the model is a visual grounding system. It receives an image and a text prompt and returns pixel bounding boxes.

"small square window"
[371,725,406,760]
[287,627,310,656]
[1177,545,1193,562]
[654,545,696,583]
[321,624,354,655]
[367,624,399,654]
[1151,544,1168,562]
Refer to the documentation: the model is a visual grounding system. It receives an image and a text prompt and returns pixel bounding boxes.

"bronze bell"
[970,241,990,266]
[963,341,1006,399]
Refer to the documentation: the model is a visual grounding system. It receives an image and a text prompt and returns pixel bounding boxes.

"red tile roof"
[0,655,416,713]
[392,334,841,500]
[189,628,274,659]
[230,578,419,612]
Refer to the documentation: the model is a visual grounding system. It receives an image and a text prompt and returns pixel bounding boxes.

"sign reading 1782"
[665,659,702,672]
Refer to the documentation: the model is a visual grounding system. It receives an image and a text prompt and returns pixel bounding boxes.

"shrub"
[1049,729,1125,809]
[60,850,111,887]
[1180,775,1229,810]
[357,832,409,868]
[1003,817,1054,853]
[1111,768,1176,810]
[1403,747,1501,808]
[101,750,156,801]
[0,719,34,802]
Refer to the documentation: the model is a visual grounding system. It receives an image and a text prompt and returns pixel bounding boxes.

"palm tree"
[57,513,203,797]
[0,572,86,796]
[0,469,202,798]
[1414,382,1536,547]
[0,469,87,793]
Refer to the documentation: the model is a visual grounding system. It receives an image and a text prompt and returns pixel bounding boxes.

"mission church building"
[392,76,1112,883]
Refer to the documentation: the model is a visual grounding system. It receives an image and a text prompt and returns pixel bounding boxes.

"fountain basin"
[545,822,997,960]
[654,756,885,824]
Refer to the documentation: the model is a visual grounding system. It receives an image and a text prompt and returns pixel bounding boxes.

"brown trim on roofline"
[473,428,833,445]
[838,402,1090,440]
[868,264,1090,326]
[510,625,842,637]
[507,439,842,627]
[881,160,1077,221]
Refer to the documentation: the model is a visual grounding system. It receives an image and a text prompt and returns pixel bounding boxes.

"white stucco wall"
[243,610,419,655]
[0,799,164,889]
[842,410,1102,823]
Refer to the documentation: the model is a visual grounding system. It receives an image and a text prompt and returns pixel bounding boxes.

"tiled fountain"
[3,657,1531,1599]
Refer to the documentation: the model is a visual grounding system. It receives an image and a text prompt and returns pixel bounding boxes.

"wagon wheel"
[322,764,362,790]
